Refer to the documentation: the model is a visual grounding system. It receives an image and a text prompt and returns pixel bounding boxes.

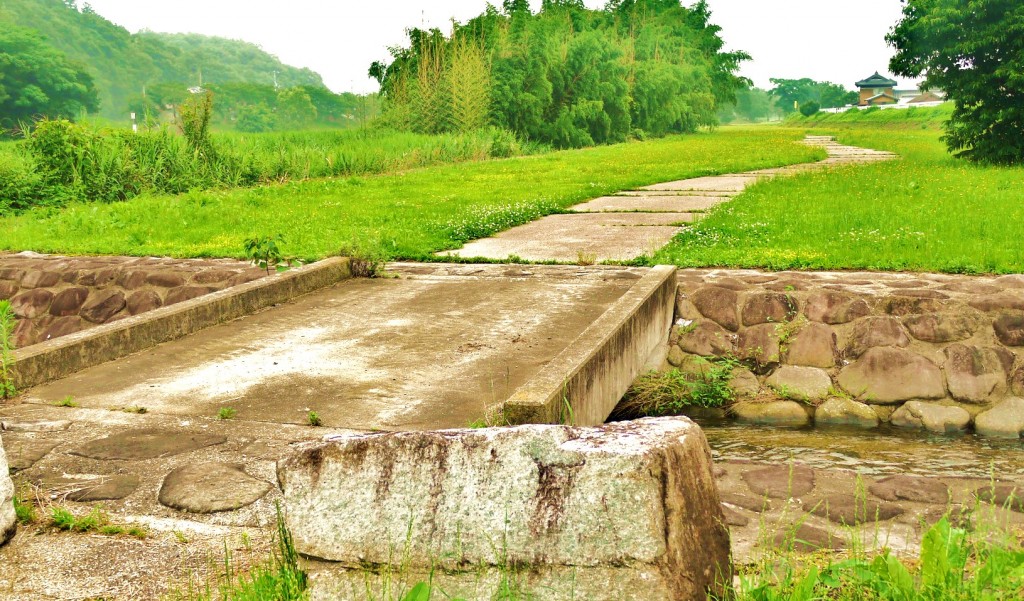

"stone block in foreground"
[1,433,16,545]
[278,417,730,601]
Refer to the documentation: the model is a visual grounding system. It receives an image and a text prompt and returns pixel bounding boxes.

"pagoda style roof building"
[855,72,899,106]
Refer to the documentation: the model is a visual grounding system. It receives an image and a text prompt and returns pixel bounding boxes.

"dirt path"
[442,136,896,263]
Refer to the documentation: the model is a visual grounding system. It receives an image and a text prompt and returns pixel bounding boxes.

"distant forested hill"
[0,0,324,117]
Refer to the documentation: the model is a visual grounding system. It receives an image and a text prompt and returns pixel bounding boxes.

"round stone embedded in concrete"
[39,474,141,502]
[772,523,845,552]
[975,484,1024,513]
[869,475,950,505]
[803,494,904,525]
[741,465,815,499]
[5,438,61,471]
[159,462,272,513]
[70,429,226,461]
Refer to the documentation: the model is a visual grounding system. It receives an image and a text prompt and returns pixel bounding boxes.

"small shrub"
[612,357,738,419]
[217,407,237,420]
[799,100,820,117]
[307,411,322,427]
[339,241,387,278]
[244,234,300,274]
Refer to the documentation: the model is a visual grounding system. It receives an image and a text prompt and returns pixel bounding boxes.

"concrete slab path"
[443,136,896,263]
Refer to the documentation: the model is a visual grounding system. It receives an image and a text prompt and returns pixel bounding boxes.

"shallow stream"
[698,421,1024,479]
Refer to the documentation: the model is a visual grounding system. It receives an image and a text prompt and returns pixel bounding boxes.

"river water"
[698,421,1024,479]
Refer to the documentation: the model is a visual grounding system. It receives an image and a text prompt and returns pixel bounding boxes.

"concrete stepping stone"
[642,175,758,192]
[159,462,272,513]
[803,494,904,525]
[1,420,72,432]
[571,195,726,213]
[443,215,682,262]
[70,429,226,461]
[975,484,1024,512]
[38,473,140,502]
[869,475,950,505]
[4,438,60,471]
[721,504,750,527]
[772,523,845,552]
[741,465,815,499]
[720,491,772,512]
[555,211,694,225]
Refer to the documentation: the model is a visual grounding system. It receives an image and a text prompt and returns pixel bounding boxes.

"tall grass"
[0,121,534,215]
[0,128,824,260]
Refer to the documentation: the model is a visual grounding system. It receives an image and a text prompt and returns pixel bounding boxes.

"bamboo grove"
[370,0,750,148]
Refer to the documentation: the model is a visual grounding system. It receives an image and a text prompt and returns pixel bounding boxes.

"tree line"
[370,0,751,147]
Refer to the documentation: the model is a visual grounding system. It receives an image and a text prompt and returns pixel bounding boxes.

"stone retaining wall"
[0,253,267,347]
[663,269,1024,438]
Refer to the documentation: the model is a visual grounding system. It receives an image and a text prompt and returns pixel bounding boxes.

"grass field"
[0,129,822,260]
[655,108,1024,274]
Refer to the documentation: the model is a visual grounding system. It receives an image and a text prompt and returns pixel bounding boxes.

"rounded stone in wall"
[732,400,809,426]
[974,397,1024,438]
[837,347,945,404]
[844,316,911,358]
[903,312,979,343]
[80,290,127,324]
[803,291,870,325]
[165,286,216,306]
[741,292,798,327]
[815,397,879,428]
[20,270,61,289]
[146,272,187,288]
[784,322,838,368]
[0,281,18,301]
[39,316,84,342]
[736,324,781,366]
[890,401,970,434]
[993,312,1024,346]
[126,290,163,315]
[690,286,740,332]
[10,289,54,319]
[943,344,1012,403]
[49,287,89,317]
[765,366,832,401]
[677,320,734,357]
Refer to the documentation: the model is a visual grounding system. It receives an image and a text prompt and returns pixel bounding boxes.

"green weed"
[0,299,15,398]
[307,411,322,427]
[612,356,739,419]
[167,505,307,601]
[217,407,237,420]
[54,395,77,407]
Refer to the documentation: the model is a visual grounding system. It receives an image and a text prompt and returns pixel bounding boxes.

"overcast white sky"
[83,0,913,93]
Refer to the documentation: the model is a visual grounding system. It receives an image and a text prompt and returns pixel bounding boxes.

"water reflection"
[699,420,1024,479]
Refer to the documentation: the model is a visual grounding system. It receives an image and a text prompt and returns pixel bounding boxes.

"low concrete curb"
[11,257,351,390]
[500,264,677,426]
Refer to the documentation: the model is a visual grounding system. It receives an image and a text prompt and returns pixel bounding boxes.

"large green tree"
[0,25,98,128]
[888,0,1024,164]
[768,78,857,113]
